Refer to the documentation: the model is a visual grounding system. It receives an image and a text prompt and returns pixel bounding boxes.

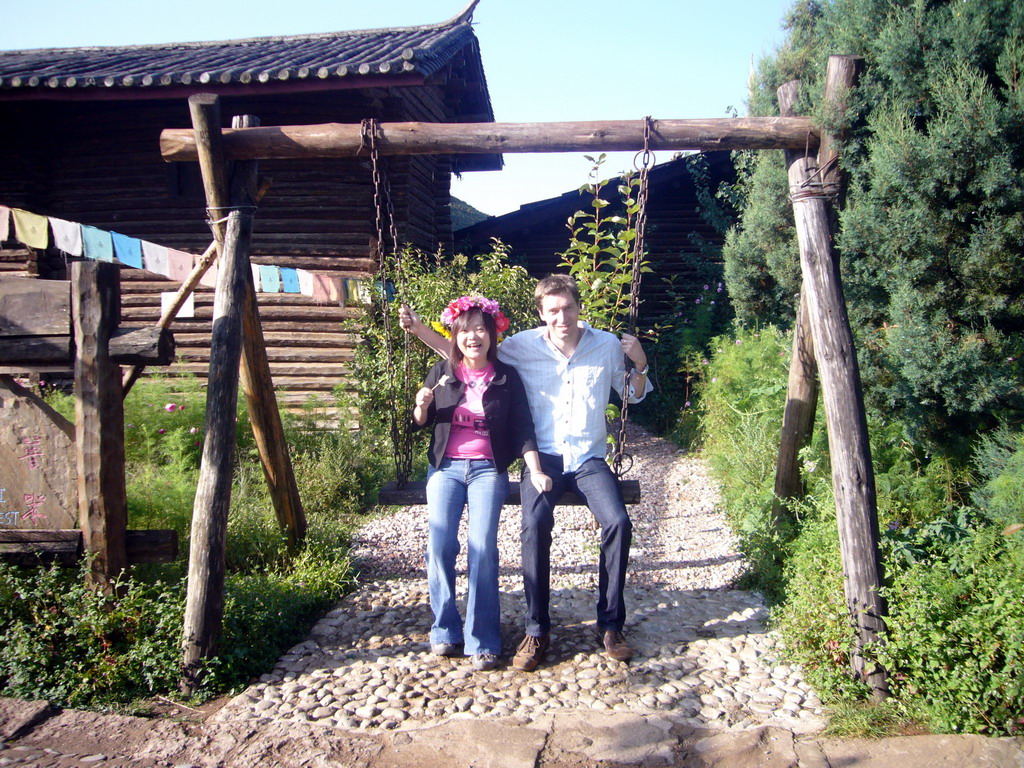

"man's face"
[538,292,581,342]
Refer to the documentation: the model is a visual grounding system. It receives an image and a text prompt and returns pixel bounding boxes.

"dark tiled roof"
[0,10,479,94]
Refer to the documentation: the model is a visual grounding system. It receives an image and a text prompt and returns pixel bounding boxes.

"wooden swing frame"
[166,54,887,697]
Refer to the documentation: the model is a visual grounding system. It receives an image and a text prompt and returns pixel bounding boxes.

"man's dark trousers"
[520,452,632,637]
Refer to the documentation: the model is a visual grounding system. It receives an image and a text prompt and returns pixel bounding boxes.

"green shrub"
[634,269,732,441]
[693,324,808,597]
[972,427,1024,528]
[698,324,791,517]
[877,525,1024,735]
[0,562,184,708]
[772,504,869,702]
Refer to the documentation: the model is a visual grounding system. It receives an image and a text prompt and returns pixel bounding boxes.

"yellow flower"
[430,321,451,339]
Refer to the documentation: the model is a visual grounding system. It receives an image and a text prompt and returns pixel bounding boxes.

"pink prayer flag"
[0,206,10,242]
[312,273,341,304]
[167,249,195,283]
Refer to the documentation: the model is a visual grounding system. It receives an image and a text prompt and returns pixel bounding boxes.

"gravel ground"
[215,425,825,733]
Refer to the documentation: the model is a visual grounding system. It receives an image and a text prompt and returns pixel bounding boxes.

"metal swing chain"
[362,119,413,486]
[612,116,654,478]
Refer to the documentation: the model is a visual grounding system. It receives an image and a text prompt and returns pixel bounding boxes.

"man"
[400,274,651,670]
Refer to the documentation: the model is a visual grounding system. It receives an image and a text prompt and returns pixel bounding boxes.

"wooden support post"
[72,260,128,593]
[772,82,819,522]
[772,57,863,521]
[232,114,306,550]
[772,293,818,519]
[780,71,888,698]
[180,94,252,694]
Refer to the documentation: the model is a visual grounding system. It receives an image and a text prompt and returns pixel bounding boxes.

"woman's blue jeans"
[425,458,508,655]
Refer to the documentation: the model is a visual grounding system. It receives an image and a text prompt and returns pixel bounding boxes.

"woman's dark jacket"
[416,358,538,473]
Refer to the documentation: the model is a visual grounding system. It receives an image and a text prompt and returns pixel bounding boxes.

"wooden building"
[0,2,499,412]
[455,152,736,324]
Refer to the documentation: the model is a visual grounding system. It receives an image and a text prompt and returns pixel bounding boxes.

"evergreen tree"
[725,0,1024,451]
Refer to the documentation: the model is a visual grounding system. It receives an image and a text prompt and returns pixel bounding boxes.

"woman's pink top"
[444,362,495,460]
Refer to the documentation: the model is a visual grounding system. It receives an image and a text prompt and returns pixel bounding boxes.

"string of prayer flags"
[280,267,301,294]
[142,241,168,277]
[49,217,83,257]
[297,268,315,297]
[81,225,113,262]
[259,265,281,293]
[166,249,194,282]
[11,208,49,249]
[111,232,143,269]
[0,204,380,311]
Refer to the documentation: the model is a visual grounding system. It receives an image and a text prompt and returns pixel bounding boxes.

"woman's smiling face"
[455,310,491,367]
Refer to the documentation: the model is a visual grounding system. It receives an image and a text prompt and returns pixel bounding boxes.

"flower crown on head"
[440,295,511,333]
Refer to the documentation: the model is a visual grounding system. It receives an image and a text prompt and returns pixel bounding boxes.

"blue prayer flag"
[280,267,300,293]
[81,226,113,262]
[259,265,281,293]
[111,232,143,268]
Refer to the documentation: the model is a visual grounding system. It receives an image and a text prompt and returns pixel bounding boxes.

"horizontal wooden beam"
[0,529,80,566]
[0,327,175,366]
[0,529,178,565]
[377,479,641,507]
[161,117,820,162]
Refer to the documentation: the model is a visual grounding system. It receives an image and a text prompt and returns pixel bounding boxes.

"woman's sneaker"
[431,642,461,657]
[471,653,498,671]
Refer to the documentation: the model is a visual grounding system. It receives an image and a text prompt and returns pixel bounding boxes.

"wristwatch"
[634,363,650,376]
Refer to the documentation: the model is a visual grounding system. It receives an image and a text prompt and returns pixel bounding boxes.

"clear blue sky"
[0,0,795,216]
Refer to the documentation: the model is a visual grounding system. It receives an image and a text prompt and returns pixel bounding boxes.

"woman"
[412,295,551,671]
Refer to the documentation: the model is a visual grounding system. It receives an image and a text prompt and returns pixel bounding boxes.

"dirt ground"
[1,696,1022,767]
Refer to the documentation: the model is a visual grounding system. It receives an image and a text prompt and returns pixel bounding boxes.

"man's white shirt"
[498,322,653,472]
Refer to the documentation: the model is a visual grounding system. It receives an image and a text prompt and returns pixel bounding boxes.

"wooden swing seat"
[378,479,641,507]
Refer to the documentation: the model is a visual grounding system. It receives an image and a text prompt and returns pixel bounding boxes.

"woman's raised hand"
[398,304,420,333]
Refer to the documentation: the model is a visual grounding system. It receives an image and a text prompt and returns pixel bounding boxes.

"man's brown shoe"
[602,630,634,662]
[512,634,549,671]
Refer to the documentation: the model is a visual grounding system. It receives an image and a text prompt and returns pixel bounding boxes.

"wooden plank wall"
[0,85,463,419]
